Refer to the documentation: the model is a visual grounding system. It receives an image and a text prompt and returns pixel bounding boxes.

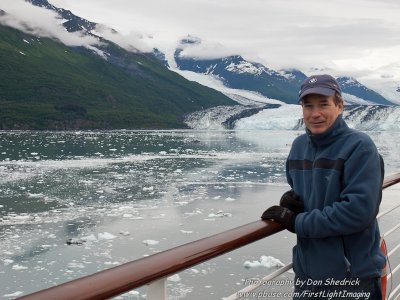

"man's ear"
[338,101,344,112]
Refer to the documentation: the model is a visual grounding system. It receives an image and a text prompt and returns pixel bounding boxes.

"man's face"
[301,94,343,135]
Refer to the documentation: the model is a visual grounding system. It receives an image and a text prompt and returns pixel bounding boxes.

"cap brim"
[298,87,336,103]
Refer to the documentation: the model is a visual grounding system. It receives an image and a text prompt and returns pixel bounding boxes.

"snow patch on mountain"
[172,68,284,106]
[343,93,375,105]
[225,61,264,76]
[359,78,400,105]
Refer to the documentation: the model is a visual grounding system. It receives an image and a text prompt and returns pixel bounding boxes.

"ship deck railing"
[18,173,400,300]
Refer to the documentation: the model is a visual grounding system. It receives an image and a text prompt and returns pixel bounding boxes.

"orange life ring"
[380,237,388,300]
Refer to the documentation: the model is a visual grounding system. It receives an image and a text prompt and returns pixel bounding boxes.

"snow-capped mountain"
[337,77,393,106]
[26,0,96,33]
[24,3,398,107]
[8,1,399,132]
[173,37,300,104]
[167,36,397,107]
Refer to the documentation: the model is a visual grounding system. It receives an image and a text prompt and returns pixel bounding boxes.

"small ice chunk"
[98,232,116,240]
[142,239,159,246]
[167,274,181,282]
[104,261,120,265]
[28,193,44,198]
[188,268,200,274]
[180,230,193,234]
[127,291,140,296]
[225,197,236,202]
[208,210,232,218]
[3,291,24,297]
[243,260,260,269]
[68,262,85,269]
[12,264,28,270]
[243,255,285,269]
[3,259,14,265]
[11,215,30,220]
[259,256,285,268]
[81,234,97,242]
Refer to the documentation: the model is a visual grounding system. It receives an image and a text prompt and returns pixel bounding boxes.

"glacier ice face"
[185,104,400,131]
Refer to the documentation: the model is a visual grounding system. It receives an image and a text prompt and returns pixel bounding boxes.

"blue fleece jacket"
[286,115,385,280]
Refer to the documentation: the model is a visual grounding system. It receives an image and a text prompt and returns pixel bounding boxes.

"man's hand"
[261,206,296,233]
[280,190,304,214]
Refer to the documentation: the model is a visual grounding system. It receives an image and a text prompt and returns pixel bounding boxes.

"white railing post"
[147,278,167,300]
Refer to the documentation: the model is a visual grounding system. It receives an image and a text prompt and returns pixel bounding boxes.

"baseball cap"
[298,74,342,102]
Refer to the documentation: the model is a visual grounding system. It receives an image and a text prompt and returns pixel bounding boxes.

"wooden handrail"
[18,220,283,300]
[382,172,400,189]
[18,173,400,300]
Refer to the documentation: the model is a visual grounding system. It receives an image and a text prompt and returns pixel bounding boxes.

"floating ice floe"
[167,274,181,282]
[3,259,14,266]
[98,232,116,240]
[208,210,232,218]
[142,239,159,246]
[81,234,97,242]
[3,291,24,297]
[67,262,85,269]
[27,193,44,198]
[12,264,28,270]
[104,261,120,265]
[188,268,200,274]
[243,255,285,269]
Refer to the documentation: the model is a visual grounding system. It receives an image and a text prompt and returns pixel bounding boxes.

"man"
[262,74,385,299]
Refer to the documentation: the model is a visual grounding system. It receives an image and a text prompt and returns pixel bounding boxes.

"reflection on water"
[0,130,399,299]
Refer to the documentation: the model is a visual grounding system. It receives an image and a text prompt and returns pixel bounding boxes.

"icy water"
[0,130,399,299]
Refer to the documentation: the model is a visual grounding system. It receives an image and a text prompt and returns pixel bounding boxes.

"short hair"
[334,92,344,106]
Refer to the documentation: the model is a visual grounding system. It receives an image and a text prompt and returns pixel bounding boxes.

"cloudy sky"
[44,0,400,76]
[1,0,400,86]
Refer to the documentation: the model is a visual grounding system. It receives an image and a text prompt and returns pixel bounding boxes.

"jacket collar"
[306,114,349,147]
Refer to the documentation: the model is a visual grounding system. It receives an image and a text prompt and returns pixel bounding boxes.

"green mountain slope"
[0,25,235,129]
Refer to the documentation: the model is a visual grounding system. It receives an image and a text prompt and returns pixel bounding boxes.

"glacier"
[185,104,400,131]
[173,64,400,131]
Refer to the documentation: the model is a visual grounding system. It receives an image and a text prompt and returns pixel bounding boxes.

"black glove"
[280,190,304,214]
[261,206,296,233]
